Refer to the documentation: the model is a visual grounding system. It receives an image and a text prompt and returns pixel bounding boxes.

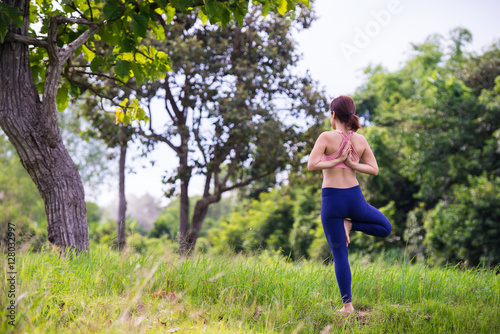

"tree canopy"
[0,0,309,252]
[71,4,326,253]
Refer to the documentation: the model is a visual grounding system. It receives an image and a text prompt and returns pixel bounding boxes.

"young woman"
[307,95,392,314]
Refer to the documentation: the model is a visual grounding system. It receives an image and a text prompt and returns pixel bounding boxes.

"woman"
[307,95,392,314]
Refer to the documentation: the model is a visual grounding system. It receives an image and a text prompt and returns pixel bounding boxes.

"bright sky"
[91,0,500,207]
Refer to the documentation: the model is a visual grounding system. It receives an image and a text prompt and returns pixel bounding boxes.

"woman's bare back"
[321,131,368,188]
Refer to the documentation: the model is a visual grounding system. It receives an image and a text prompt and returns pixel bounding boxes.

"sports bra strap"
[336,130,353,139]
[336,130,353,149]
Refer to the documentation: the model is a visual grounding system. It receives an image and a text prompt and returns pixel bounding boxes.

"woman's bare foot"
[338,303,355,314]
[344,219,352,247]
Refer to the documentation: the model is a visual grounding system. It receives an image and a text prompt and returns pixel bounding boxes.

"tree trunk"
[177,121,192,255]
[117,132,128,251]
[185,195,220,254]
[177,151,191,255]
[0,0,89,253]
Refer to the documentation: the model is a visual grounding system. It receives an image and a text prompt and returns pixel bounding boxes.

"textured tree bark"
[0,0,89,253]
[186,195,219,255]
[117,134,128,252]
[177,121,192,255]
[177,149,191,255]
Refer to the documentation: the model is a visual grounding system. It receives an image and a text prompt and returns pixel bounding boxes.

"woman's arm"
[344,137,379,175]
[307,133,349,171]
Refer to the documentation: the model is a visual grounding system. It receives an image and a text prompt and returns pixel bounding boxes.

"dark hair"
[330,95,360,132]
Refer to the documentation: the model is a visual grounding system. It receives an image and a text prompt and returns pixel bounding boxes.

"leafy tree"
[99,5,327,254]
[0,0,308,253]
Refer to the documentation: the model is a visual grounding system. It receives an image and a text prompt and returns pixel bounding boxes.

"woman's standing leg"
[321,191,353,305]
[322,217,352,303]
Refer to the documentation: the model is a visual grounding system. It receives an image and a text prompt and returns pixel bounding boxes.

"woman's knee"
[383,220,392,237]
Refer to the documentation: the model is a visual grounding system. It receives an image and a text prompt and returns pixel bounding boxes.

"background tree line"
[149,28,500,267]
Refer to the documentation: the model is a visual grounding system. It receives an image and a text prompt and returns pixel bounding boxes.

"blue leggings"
[321,186,392,303]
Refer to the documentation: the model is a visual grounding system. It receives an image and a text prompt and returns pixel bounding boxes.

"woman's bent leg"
[351,203,392,237]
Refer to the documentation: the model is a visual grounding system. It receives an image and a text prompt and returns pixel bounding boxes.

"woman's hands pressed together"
[343,140,379,176]
[341,141,355,167]
[339,141,351,162]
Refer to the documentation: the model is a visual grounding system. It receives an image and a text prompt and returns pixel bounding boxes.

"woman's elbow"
[307,159,318,171]
[372,167,379,176]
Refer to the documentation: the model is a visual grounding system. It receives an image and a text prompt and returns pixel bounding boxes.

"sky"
[90,0,500,208]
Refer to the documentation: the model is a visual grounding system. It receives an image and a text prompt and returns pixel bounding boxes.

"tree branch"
[54,16,96,26]
[4,33,48,48]
[222,139,243,187]
[59,20,104,64]
[164,76,182,122]
[164,99,177,124]
[63,71,120,106]
[70,69,136,91]
[136,127,180,154]
[65,2,89,21]
[193,110,209,167]
[86,0,94,22]
[146,100,154,134]
[203,170,212,197]
[221,171,273,193]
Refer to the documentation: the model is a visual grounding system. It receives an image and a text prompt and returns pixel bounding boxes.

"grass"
[1,243,499,333]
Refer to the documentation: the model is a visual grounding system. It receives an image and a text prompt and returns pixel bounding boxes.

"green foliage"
[289,186,321,259]
[149,199,182,240]
[86,201,103,225]
[423,175,500,266]
[208,189,295,255]
[403,203,427,260]
[13,0,308,113]
[89,216,149,250]
[0,0,310,118]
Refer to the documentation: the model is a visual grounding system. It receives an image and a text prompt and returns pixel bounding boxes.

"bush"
[424,175,500,266]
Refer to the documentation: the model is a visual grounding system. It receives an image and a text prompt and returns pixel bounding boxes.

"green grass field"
[1,243,499,333]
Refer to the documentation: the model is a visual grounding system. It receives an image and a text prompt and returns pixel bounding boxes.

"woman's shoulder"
[351,132,367,142]
[319,131,341,140]
[316,131,342,148]
[350,132,370,149]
